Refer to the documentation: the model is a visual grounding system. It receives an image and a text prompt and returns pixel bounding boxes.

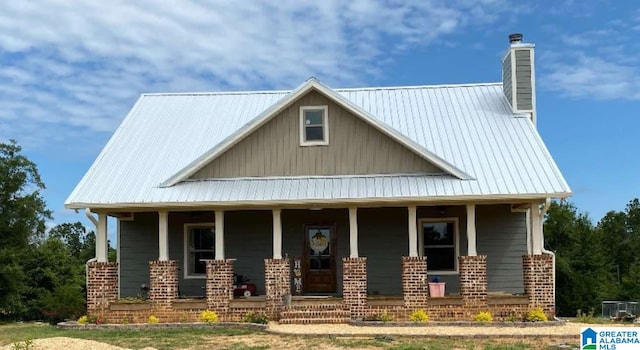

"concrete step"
[279,317,350,324]
[279,304,351,324]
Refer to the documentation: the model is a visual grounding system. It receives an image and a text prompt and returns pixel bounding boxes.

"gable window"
[300,105,329,146]
[184,223,215,278]
[419,219,458,273]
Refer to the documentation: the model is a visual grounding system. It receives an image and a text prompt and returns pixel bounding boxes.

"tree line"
[0,140,113,323]
[0,139,638,321]
[544,199,640,316]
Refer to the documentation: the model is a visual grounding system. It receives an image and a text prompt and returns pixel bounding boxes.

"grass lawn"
[0,322,575,350]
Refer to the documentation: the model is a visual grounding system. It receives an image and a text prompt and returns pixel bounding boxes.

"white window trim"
[299,105,329,146]
[183,222,215,279]
[418,217,460,275]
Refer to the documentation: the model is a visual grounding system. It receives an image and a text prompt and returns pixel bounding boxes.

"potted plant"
[428,276,445,297]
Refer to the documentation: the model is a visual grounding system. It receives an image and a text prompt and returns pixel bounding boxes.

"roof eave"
[64,191,573,210]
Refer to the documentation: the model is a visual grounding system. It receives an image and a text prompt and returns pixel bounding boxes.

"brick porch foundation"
[264,258,290,320]
[206,259,235,318]
[342,257,367,319]
[87,261,118,316]
[523,254,554,317]
[401,256,428,309]
[458,255,488,314]
[149,260,178,308]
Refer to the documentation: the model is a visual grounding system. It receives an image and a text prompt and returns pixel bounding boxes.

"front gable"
[190,90,444,179]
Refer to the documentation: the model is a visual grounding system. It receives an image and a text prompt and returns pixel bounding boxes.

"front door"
[303,224,336,293]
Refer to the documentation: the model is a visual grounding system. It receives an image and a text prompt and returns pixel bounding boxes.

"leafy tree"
[598,198,640,300]
[544,201,611,316]
[20,236,85,323]
[0,140,51,314]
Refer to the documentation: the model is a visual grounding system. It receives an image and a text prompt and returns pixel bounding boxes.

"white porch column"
[96,213,108,262]
[408,205,418,257]
[466,204,477,256]
[272,209,282,259]
[530,203,543,254]
[215,210,225,260]
[349,207,359,258]
[158,211,169,261]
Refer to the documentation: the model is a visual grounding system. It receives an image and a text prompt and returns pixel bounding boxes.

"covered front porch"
[86,202,554,323]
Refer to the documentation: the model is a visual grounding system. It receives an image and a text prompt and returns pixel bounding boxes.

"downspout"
[85,209,99,287]
[538,198,558,319]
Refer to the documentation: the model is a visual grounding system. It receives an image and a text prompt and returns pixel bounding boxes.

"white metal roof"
[65,80,571,209]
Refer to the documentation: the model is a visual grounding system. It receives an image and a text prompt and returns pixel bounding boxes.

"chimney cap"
[509,33,523,44]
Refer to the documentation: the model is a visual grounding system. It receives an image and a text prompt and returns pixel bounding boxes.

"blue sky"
[1,1,639,241]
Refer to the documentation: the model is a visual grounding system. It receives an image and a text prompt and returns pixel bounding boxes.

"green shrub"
[576,308,595,323]
[364,309,393,322]
[473,311,492,323]
[148,315,159,324]
[409,309,429,323]
[526,307,548,322]
[242,311,269,324]
[200,310,219,323]
[505,312,522,322]
[11,339,33,350]
[77,315,88,324]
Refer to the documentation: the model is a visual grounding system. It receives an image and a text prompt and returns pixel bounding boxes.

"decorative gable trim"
[160,78,472,187]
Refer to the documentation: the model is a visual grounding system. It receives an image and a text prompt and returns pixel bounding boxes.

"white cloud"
[0,0,520,152]
[540,14,640,101]
[542,55,640,100]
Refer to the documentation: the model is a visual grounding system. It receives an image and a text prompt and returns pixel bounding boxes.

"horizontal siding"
[514,50,533,110]
[476,204,527,294]
[225,211,272,295]
[119,212,158,297]
[358,208,408,295]
[118,205,526,297]
[191,90,441,179]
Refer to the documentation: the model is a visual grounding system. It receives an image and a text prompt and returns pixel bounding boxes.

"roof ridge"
[139,82,502,97]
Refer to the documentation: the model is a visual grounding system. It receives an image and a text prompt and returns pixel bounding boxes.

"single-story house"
[65,33,571,324]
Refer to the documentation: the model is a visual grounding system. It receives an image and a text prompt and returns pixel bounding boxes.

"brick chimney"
[502,33,536,124]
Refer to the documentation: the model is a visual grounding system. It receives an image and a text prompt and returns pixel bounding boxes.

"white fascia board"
[160,78,472,187]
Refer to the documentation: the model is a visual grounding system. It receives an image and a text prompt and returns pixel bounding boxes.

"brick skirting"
[149,260,178,308]
[264,258,290,320]
[401,256,428,309]
[523,254,554,317]
[206,259,235,318]
[458,255,488,315]
[342,257,368,319]
[87,261,118,315]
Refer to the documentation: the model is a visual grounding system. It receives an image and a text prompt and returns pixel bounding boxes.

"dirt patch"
[0,337,150,350]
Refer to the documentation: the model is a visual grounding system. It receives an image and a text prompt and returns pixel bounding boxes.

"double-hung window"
[184,224,215,278]
[419,219,458,272]
[300,105,328,146]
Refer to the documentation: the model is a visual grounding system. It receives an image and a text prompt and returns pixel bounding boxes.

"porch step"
[279,304,350,324]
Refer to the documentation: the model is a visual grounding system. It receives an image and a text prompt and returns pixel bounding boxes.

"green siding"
[476,204,527,294]
[118,205,527,297]
[119,212,158,297]
[514,50,533,110]
[358,207,407,295]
